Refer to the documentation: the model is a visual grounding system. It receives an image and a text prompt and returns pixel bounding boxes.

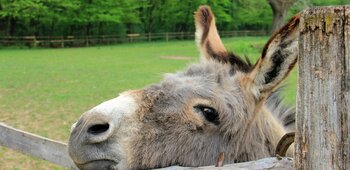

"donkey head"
[68,6,299,170]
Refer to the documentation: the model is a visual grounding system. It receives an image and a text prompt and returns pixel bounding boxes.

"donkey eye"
[194,105,219,125]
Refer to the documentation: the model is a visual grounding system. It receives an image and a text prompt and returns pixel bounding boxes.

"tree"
[232,0,272,30]
[138,0,164,33]
[0,0,346,37]
[268,0,296,33]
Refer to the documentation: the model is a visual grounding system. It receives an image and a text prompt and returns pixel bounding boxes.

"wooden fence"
[294,6,349,169]
[0,30,268,48]
[0,6,349,170]
[0,123,293,170]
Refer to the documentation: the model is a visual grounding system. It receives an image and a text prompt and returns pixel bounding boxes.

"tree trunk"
[70,24,75,36]
[50,21,55,36]
[268,0,296,33]
[271,8,287,33]
[8,17,16,36]
[98,22,102,35]
[0,4,5,35]
[86,23,91,35]
[147,4,155,33]
[295,6,350,170]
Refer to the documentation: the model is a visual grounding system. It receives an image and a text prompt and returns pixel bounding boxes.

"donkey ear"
[195,6,227,61]
[247,14,300,98]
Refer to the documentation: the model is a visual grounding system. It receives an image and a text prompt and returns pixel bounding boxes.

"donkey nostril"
[87,123,110,135]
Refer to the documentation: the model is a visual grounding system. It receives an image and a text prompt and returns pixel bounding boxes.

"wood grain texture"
[295,6,350,170]
[0,123,78,170]
[345,6,350,169]
[158,157,293,170]
[0,122,293,170]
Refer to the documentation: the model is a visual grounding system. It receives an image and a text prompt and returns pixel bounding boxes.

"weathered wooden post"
[295,6,350,170]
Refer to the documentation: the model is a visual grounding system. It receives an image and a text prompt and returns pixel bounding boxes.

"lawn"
[0,37,297,170]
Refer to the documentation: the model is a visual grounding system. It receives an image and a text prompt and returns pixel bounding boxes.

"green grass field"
[0,37,297,170]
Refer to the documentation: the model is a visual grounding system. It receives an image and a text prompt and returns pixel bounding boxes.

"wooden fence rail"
[0,6,349,170]
[0,30,268,48]
[0,123,292,169]
[0,123,78,170]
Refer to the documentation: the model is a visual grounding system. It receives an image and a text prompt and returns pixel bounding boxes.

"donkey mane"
[210,52,252,73]
[266,87,295,131]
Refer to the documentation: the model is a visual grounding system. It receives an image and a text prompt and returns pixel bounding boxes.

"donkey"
[68,6,299,170]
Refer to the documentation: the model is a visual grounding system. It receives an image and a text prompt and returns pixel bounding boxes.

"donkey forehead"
[147,62,242,104]
[167,64,229,89]
[140,62,247,125]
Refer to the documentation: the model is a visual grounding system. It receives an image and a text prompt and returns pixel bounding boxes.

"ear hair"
[248,13,300,97]
[194,6,252,73]
[195,5,227,61]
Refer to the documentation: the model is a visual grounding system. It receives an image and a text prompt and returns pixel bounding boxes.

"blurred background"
[0,0,348,169]
[0,0,348,39]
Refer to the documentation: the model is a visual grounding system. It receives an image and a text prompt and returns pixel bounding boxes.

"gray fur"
[124,61,294,169]
[265,88,296,132]
[68,6,299,170]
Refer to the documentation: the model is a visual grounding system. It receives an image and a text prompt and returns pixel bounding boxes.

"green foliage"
[289,0,348,18]
[231,0,272,30]
[0,0,347,36]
